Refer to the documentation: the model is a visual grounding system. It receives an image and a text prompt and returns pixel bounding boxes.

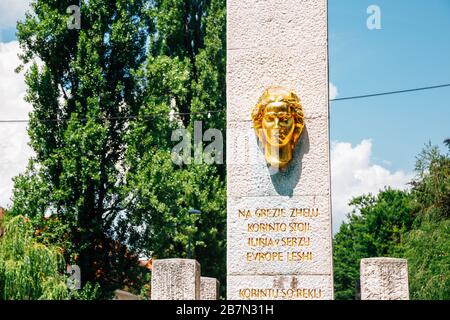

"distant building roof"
[138,258,153,270]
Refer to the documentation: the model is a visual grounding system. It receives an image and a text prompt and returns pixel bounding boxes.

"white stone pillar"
[200,277,220,300]
[360,258,409,300]
[226,0,333,300]
[151,259,201,300]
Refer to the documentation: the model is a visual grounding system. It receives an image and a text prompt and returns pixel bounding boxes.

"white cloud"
[329,82,338,100]
[0,0,32,29]
[0,41,33,208]
[331,139,412,234]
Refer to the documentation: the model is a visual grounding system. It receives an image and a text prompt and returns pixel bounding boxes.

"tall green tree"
[122,0,227,293]
[12,0,227,297]
[399,143,450,299]
[12,0,148,295]
[333,142,449,300]
[333,189,413,300]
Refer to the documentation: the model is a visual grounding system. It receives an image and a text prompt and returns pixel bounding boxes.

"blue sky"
[0,27,16,43]
[329,0,450,172]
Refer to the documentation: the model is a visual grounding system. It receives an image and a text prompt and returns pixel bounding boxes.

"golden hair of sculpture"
[252,87,305,170]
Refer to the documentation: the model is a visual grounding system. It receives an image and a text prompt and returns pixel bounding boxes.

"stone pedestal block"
[151,259,200,300]
[360,258,409,300]
[200,277,220,300]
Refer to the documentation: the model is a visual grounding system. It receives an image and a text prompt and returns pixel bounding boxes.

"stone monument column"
[360,258,409,300]
[226,0,333,300]
[201,277,220,300]
[151,259,201,300]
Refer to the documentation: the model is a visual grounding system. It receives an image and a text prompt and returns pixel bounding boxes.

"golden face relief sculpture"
[252,87,305,170]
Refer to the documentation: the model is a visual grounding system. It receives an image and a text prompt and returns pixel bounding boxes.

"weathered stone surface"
[227,0,329,123]
[113,289,141,300]
[227,0,328,51]
[227,48,329,122]
[151,259,200,300]
[227,118,330,198]
[227,196,332,276]
[200,277,220,300]
[228,275,333,300]
[226,0,331,300]
[360,258,409,300]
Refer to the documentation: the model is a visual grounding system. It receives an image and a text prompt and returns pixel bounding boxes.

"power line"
[330,83,450,102]
[0,83,449,123]
[0,110,224,124]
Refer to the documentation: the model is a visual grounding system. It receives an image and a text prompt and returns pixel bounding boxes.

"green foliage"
[138,273,152,299]
[401,220,450,300]
[333,143,450,300]
[12,0,151,296]
[12,0,227,298]
[0,216,68,300]
[411,143,450,222]
[69,282,101,300]
[333,189,413,300]
[399,142,450,300]
[122,0,227,295]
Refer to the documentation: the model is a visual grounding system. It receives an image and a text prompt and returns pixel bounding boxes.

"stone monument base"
[360,258,409,300]
[151,259,200,300]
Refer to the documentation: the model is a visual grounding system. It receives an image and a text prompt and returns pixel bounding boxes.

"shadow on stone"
[267,126,310,196]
